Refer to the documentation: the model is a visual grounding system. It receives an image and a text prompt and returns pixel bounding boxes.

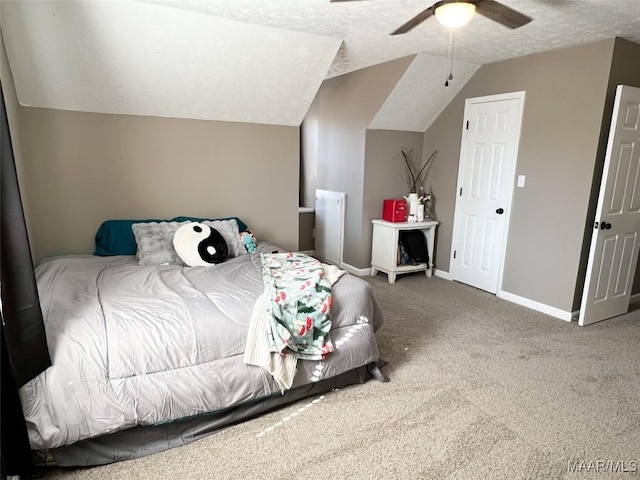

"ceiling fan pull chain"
[445,30,455,87]
[449,30,455,80]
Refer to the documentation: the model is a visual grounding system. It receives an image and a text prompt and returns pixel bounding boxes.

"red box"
[382,199,407,222]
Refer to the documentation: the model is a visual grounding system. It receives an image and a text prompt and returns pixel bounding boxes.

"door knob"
[496,208,504,215]
[605,223,612,229]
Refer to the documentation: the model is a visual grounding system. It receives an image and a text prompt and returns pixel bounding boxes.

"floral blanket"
[261,252,334,360]
[244,252,345,390]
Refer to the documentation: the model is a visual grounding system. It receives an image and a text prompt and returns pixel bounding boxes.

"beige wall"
[307,55,414,268]
[423,38,617,312]
[363,129,425,264]
[15,106,299,263]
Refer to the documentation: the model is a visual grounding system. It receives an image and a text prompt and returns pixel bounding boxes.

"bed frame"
[48,362,386,466]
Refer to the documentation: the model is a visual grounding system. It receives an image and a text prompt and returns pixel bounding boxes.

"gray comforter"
[20,243,383,450]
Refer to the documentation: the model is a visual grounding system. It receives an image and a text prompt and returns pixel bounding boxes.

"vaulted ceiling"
[2,1,639,131]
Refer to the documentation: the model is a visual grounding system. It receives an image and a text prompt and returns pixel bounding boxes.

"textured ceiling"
[146,0,640,78]
[369,53,479,132]
[2,0,639,129]
[0,1,342,126]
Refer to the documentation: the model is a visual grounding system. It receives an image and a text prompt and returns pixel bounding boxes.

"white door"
[315,190,345,266]
[450,92,525,294]
[579,85,640,326]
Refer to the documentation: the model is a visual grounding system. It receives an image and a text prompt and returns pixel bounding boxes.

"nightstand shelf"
[371,219,438,284]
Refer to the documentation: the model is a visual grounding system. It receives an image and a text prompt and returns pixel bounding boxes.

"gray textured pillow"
[201,219,246,258]
[131,221,188,266]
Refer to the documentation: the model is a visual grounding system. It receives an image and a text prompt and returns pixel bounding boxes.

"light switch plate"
[517,175,526,187]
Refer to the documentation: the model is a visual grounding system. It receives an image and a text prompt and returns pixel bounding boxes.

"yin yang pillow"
[173,222,229,266]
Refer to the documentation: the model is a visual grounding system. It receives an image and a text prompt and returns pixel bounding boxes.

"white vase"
[404,193,420,216]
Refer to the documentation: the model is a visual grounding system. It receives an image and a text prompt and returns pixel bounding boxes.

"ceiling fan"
[390,0,533,34]
[331,0,532,34]
[331,0,532,87]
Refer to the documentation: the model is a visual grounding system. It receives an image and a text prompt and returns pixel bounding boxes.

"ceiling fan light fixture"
[434,2,477,29]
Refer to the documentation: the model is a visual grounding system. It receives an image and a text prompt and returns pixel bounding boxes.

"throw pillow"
[131,221,188,266]
[173,222,229,266]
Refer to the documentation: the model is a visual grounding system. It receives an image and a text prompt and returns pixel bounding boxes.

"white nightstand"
[371,219,439,284]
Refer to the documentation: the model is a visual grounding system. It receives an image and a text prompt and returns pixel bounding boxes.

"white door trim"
[452,90,526,294]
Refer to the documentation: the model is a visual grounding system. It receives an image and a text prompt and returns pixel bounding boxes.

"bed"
[19,218,385,466]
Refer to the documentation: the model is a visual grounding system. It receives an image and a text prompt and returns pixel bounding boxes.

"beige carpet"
[41,273,640,479]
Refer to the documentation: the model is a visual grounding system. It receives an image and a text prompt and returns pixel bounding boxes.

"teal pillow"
[94,219,160,256]
[94,217,249,256]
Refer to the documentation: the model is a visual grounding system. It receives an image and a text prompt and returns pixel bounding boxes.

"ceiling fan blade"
[391,6,435,35]
[476,0,532,29]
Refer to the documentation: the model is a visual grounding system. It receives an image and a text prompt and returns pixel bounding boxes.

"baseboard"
[426,270,573,321]
[339,262,371,277]
[497,290,573,322]
[434,269,452,280]
[306,252,371,277]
